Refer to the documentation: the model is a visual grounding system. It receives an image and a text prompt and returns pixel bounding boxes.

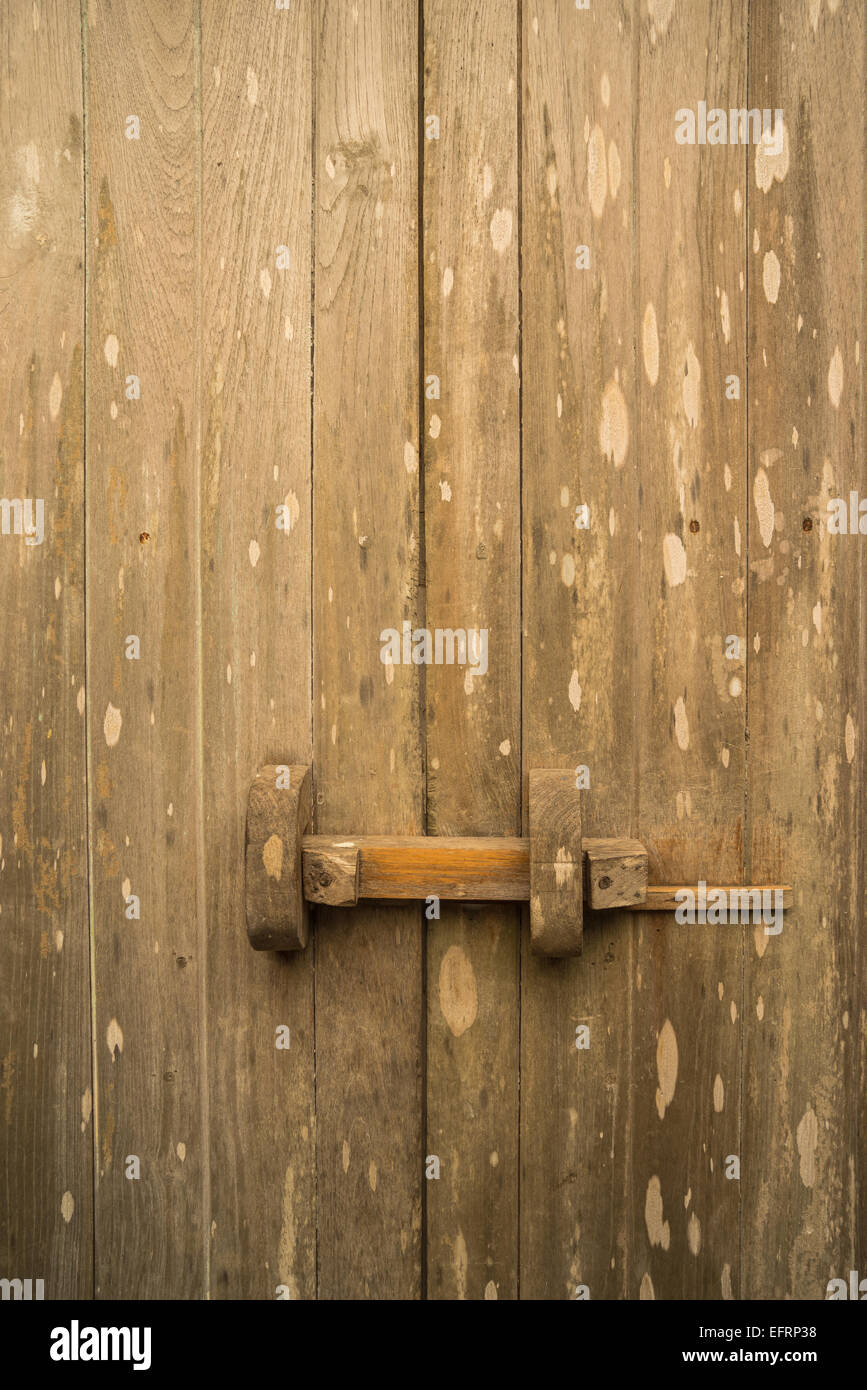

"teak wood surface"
[0,0,864,1301]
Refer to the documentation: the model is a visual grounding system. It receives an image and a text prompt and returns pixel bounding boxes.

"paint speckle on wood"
[796,1106,818,1188]
[655,1019,678,1119]
[103,703,122,747]
[439,945,478,1037]
[642,302,659,385]
[644,1175,671,1250]
[662,532,687,588]
[599,377,629,466]
[106,1018,123,1060]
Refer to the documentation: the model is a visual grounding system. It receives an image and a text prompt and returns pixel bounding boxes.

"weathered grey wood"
[0,0,91,1299]
[528,770,582,956]
[631,0,747,1299]
[521,0,637,1297]
[743,0,863,1299]
[246,765,312,951]
[313,0,423,1299]
[86,0,205,1298]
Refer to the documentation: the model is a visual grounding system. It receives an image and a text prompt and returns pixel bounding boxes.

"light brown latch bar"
[245,764,791,957]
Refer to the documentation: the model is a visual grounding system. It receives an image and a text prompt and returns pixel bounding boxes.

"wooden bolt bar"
[300,833,648,910]
[245,764,792,955]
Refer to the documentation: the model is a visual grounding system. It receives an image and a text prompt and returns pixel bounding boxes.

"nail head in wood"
[528,768,583,957]
[245,763,312,951]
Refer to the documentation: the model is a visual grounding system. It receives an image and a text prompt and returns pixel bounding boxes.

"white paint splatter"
[663,533,687,588]
[828,346,844,408]
[568,671,581,712]
[687,1211,702,1256]
[103,703,122,747]
[106,1018,123,1060]
[642,302,659,386]
[845,713,855,765]
[49,372,63,420]
[755,118,790,193]
[796,1105,818,1188]
[655,1019,678,1119]
[104,335,119,368]
[599,378,629,466]
[720,290,730,343]
[645,1175,671,1250]
[587,124,607,219]
[246,67,259,105]
[753,468,775,548]
[249,539,260,567]
[673,696,689,750]
[762,249,781,304]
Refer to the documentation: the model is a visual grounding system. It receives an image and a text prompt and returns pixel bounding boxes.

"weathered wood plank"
[313,0,423,1299]
[743,1,864,1299]
[520,0,636,1299]
[0,0,90,1299]
[528,769,582,956]
[86,0,204,1297]
[630,0,748,1300]
[422,0,521,1296]
[200,0,316,1295]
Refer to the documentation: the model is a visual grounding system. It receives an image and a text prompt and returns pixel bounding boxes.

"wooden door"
[1,0,864,1302]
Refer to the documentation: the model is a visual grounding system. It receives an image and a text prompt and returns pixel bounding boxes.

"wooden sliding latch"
[245,764,792,958]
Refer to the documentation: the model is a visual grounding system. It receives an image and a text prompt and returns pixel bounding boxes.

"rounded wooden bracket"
[528,768,583,957]
[245,764,312,951]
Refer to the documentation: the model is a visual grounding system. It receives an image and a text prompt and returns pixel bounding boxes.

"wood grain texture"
[0,0,90,1299]
[521,0,637,1299]
[584,838,647,910]
[743,1,864,1299]
[246,765,312,952]
[313,0,423,1299]
[300,834,646,907]
[86,0,204,1298]
[422,0,521,1297]
[200,0,315,1296]
[528,768,582,956]
[630,0,747,1300]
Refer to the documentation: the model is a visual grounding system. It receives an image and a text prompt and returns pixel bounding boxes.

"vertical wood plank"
[630,0,747,1301]
[86,0,204,1297]
[0,0,90,1299]
[520,0,636,1298]
[313,0,423,1299]
[200,0,316,1298]
[744,1,864,1298]
[422,0,520,1301]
